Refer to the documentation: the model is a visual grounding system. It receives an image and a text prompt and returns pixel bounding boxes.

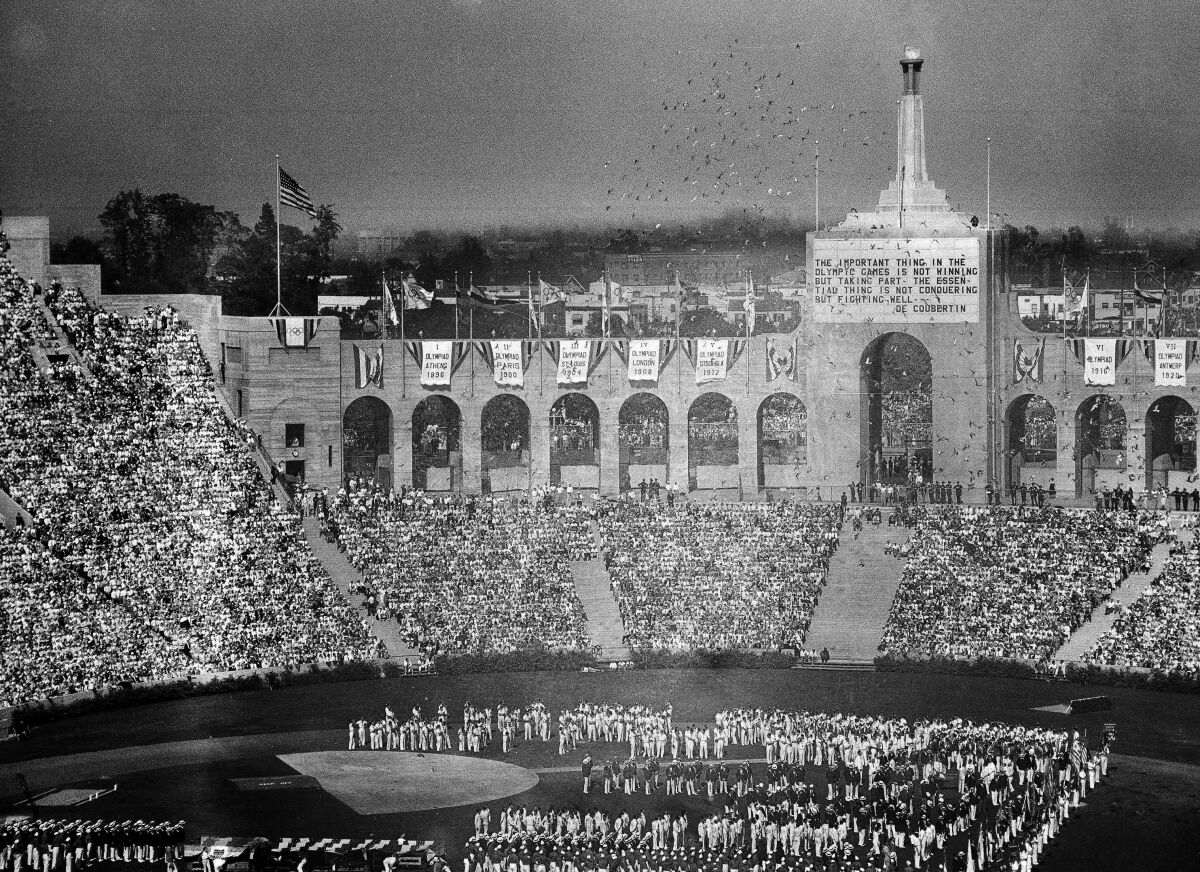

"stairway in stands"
[572,522,631,662]
[32,295,91,377]
[301,517,422,661]
[1054,537,1175,662]
[803,521,911,664]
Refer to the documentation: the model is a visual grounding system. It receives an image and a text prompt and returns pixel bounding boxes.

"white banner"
[420,341,453,386]
[1155,339,1187,387]
[695,338,728,385]
[557,340,590,385]
[491,340,524,387]
[1083,338,1116,386]
[810,237,981,323]
[628,339,660,382]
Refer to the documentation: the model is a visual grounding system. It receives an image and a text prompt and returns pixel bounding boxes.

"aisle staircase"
[31,295,91,377]
[0,486,33,530]
[803,522,910,662]
[300,516,421,661]
[1054,537,1175,662]
[572,522,631,662]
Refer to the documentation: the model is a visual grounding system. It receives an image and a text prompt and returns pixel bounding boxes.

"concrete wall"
[1,216,50,285]
[1,217,102,295]
[994,295,1200,499]
[48,264,102,301]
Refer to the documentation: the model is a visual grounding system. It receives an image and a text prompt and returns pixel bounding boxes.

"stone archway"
[1146,395,1196,491]
[412,395,462,491]
[688,392,738,491]
[618,392,670,495]
[757,393,808,489]
[343,396,393,490]
[1075,395,1127,498]
[861,332,932,485]
[481,394,532,494]
[1005,394,1057,489]
[549,393,600,489]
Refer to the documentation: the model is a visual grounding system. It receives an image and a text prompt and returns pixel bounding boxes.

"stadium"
[3,39,1200,872]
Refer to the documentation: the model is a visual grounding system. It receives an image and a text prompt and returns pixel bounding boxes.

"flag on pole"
[1063,274,1087,317]
[382,276,400,326]
[278,168,318,218]
[539,278,567,304]
[402,275,433,309]
[602,274,613,335]
[743,286,757,332]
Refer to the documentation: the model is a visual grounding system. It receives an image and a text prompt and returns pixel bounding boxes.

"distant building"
[605,249,791,286]
[357,232,404,261]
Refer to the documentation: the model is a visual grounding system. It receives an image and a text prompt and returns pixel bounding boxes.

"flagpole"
[745,269,752,393]
[814,140,820,231]
[275,155,283,316]
[400,277,406,399]
[536,273,544,398]
[469,281,475,399]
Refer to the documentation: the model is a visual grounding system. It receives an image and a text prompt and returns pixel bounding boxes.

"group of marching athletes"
[349,701,556,754]
[457,706,1107,872]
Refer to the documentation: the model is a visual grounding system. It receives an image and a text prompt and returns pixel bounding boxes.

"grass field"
[2,669,1199,871]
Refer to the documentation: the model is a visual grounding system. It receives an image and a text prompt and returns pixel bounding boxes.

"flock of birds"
[599,37,897,231]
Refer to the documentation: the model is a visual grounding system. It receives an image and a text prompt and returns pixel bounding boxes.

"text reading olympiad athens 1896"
[811,237,980,323]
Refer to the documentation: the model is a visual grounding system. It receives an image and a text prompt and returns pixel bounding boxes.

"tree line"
[48,189,1200,317]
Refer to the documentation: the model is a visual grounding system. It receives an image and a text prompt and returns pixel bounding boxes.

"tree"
[50,236,105,265]
[99,189,155,291]
[442,235,491,286]
[215,204,278,315]
[214,203,341,315]
[98,189,222,294]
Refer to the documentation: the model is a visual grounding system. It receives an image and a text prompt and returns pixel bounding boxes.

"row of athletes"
[0,819,184,872]
[459,754,1088,872]
[349,702,557,753]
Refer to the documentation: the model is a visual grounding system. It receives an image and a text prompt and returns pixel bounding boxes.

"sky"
[3,0,1200,239]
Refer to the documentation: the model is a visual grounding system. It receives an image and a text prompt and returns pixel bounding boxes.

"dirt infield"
[278,751,539,814]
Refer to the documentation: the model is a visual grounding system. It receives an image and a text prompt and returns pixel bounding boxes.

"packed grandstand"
[2,234,1199,871]
[1,234,1198,711]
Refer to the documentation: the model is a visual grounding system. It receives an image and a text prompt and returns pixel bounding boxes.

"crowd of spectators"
[327,484,591,656]
[598,502,840,650]
[879,507,1163,661]
[0,247,382,707]
[1084,530,1200,675]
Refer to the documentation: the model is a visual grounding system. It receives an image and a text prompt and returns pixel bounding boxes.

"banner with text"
[628,339,660,382]
[420,341,453,386]
[1084,338,1117,386]
[557,339,591,385]
[695,338,728,385]
[491,340,524,387]
[1155,339,1187,387]
[810,237,980,323]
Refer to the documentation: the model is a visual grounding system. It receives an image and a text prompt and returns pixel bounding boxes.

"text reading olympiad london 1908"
[811,237,980,323]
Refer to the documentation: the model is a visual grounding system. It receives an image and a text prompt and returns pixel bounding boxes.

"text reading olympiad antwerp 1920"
[810,237,981,323]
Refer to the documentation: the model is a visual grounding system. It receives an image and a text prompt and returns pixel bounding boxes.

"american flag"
[278,167,318,217]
